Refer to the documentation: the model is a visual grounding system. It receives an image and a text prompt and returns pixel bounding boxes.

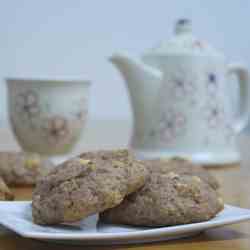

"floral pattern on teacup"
[15,90,40,120]
[14,90,87,125]
[71,97,88,121]
[42,116,75,146]
[75,110,87,121]
[11,89,88,152]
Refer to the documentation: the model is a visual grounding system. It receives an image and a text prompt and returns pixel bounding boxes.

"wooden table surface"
[0,120,250,250]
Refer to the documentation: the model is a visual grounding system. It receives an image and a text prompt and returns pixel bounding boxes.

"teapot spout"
[110,53,162,105]
[110,53,162,89]
[110,53,162,147]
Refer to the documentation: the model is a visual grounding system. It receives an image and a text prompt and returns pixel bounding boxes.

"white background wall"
[0,0,249,124]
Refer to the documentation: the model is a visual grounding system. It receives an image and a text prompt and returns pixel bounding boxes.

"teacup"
[6,78,91,156]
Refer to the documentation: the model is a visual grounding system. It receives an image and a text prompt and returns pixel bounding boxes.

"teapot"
[110,19,250,164]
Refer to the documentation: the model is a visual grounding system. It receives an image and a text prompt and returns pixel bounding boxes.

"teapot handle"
[227,63,250,133]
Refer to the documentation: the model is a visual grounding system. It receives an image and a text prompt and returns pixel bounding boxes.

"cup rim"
[5,77,91,85]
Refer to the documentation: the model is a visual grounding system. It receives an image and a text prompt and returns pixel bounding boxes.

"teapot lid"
[143,19,224,58]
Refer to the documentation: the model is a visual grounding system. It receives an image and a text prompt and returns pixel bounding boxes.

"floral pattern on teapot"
[157,108,187,144]
[148,66,235,147]
[164,67,198,106]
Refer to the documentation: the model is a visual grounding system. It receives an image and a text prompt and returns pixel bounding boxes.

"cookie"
[100,161,223,227]
[79,149,147,194]
[144,157,219,189]
[32,150,148,225]
[0,152,54,186]
[0,177,14,201]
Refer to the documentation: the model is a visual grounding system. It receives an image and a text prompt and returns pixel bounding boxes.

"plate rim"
[0,202,250,241]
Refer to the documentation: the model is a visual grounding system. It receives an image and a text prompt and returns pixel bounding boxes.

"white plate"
[0,201,249,245]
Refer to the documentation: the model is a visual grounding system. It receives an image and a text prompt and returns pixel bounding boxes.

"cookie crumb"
[112,160,124,168]
[79,159,92,165]
[217,197,224,206]
[167,172,179,179]
[175,182,188,190]
[25,157,41,169]
[192,176,202,183]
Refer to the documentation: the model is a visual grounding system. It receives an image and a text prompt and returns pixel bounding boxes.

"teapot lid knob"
[175,19,192,35]
[143,18,224,59]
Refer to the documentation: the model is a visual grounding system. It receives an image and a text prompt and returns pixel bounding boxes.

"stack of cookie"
[32,149,224,227]
[0,152,54,201]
